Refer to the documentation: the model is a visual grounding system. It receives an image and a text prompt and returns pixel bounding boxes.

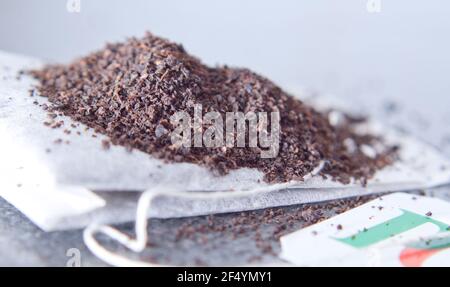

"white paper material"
[1,50,450,231]
[280,193,450,267]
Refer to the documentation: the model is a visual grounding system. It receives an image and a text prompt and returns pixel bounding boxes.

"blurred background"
[1,0,450,153]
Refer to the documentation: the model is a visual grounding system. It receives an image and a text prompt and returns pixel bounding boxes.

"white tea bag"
[1,50,450,231]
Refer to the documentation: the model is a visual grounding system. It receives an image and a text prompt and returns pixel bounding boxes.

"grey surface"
[1,186,449,267]
[0,195,350,266]
[0,197,103,266]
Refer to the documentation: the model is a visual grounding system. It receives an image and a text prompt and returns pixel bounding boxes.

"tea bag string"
[84,188,264,267]
[83,190,165,266]
[83,162,326,266]
[84,187,271,266]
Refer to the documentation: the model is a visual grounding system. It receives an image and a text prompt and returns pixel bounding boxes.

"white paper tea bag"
[1,50,450,231]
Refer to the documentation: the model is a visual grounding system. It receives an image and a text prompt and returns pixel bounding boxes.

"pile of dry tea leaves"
[30,32,397,184]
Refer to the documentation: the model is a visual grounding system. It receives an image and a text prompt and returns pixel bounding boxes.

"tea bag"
[1,50,450,232]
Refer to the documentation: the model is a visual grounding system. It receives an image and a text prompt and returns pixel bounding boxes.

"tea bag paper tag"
[280,193,450,266]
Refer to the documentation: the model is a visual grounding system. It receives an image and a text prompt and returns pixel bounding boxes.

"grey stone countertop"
[1,186,450,266]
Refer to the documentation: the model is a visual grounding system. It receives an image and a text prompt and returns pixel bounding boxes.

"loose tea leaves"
[29,32,397,184]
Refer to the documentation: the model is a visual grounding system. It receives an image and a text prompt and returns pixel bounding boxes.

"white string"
[83,190,169,266]
[83,224,161,267]
[82,165,328,267]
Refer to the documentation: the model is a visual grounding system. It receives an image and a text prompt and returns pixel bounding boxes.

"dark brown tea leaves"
[29,32,397,184]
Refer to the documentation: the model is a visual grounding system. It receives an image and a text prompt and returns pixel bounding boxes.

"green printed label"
[334,209,449,248]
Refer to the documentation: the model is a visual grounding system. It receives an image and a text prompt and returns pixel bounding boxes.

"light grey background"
[0,0,449,103]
